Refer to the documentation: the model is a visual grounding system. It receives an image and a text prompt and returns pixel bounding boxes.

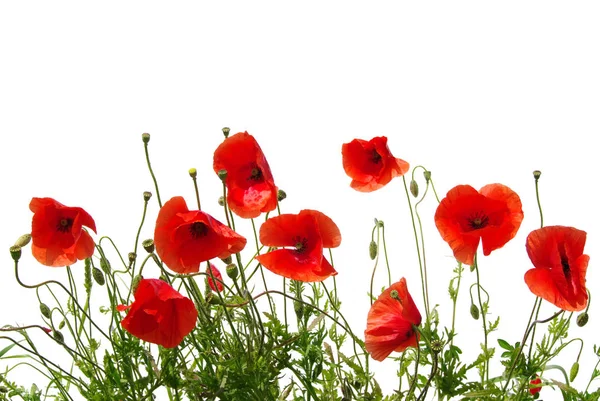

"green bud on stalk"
[92,267,105,286]
[14,234,31,247]
[39,303,51,319]
[225,263,238,280]
[410,179,419,198]
[577,312,589,327]
[470,304,480,320]
[369,241,378,260]
[570,362,580,382]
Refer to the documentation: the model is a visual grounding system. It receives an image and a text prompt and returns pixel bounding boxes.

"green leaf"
[497,339,512,351]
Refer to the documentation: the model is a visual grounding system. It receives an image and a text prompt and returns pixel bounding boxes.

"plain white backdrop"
[1,2,599,400]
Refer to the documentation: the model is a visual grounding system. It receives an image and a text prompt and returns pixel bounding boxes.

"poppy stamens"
[371,149,382,164]
[56,218,73,233]
[468,212,489,230]
[249,165,264,182]
[293,236,308,253]
[189,222,209,239]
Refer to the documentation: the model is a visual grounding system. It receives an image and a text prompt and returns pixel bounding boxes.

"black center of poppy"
[189,222,209,239]
[371,149,382,164]
[468,212,489,230]
[56,218,73,233]
[249,165,264,182]
[558,243,572,281]
[293,236,308,253]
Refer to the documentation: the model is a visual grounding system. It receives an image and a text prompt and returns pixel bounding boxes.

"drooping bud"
[92,267,105,286]
[58,320,65,330]
[143,191,152,202]
[14,234,32,248]
[222,127,230,138]
[39,303,51,319]
[294,300,304,319]
[533,170,542,180]
[410,179,419,198]
[225,263,238,280]
[188,168,197,178]
[53,330,65,344]
[369,241,378,260]
[142,133,151,144]
[217,169,228,182]
[470,304,480,320]
[142,239,155,253]
[423,170,431,182]
[277,190,287,202]
[218,196,225,206]
[570,362,579,382]
[9,245,21,262]
[576,312,589,327]
[100,257,111,274]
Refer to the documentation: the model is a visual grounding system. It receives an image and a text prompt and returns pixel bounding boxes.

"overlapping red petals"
[342,136,409,192]
[213,131,278,218]
[118,278,198,348]
[206,263,224,292]
[525,226,589,311]
[434,184,523,266]
[29,197,97,267]
[365,278,422,361]
[256,210,341,282]
[154,197,246,274]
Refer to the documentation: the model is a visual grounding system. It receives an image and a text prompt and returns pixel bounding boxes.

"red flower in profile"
[365,278,422,361]
[213,131,278,218]
[342,136,409,192]
[154,197,247,274]
[117,278,198,348]
[525,226,589,312]
[434,184,523,266]
[529,375,542,395]
[206,263,224,292]
[29,197,97,267]
[255,209,341,282]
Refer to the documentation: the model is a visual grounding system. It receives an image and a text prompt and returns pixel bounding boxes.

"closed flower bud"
[58,320,65,330]
[470,304,480,320]
[39,303,51,319]
[53,330,65,344]
[533,170,542,180]
[14,234,32,247]
[217,169,228,182]
[577,312,589,327]
[132,275,142,293]
[222,127,230,138]
[206,292,223,305]
[142,239,155,253]
[100,257,111,274]
[188,168,197,178]
[218,196,225,206]
[92,267,105,286]
[128,252,137,263]
[9,245,22,262]
[142,133,151,143]
[369,241,378,260]
[423,170,431,182]
[294,300,304,319]
[570,362,579,381]
[225,263,238,280]
[143,191,152,202]
[277,189,287,202]
[221,255,232,264]
[410,179,419,198]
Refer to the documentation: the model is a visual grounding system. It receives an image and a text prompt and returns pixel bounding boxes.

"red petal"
[299,210,341,248]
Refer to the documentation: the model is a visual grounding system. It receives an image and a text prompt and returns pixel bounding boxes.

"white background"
[1,2,599,400]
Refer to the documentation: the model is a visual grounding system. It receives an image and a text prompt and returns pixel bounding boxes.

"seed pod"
[533,170,542,180]
[277,190,287,202]
[369,241,378,260]
[222,127,230,138]
[143,191,152,202]
[53,330,65,344]
[188,168,197,178]
[142,239,155,253]
[14,234,32,247]
[142,133,150,143]
[470,304,480,320]
[221,255,232,264]
[225,263,238,280]
[9,245,21,262]
[100,257,111,274]
[217,169,228,181]
[58,320,66,330]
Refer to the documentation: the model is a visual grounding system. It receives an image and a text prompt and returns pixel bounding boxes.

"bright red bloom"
[529,375,542,395]
[206,263,224,292]
[525,226,589,312]
[118,278,198,348]
[342,136,409,192]
[154,197,247,274]
[365,278,422,361]
[29,197,97,267]
[434,184,523,266]
[255,209,341,282]
[213,131,278,218]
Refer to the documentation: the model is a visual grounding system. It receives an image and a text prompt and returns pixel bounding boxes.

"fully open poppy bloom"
[341,136,410,192]
[529,375,542,396]
[255,209,341,282]
[213,131,278,218]
[206,263,224,292]
[29,197,97,267]
[434,184,523,266]
[525,226,589,312]
[365,278,422,361]
[154,197,247,274]
[117,278,198,348]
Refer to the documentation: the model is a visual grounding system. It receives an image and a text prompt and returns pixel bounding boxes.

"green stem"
[473,257,489,383]
[143,142,162,208]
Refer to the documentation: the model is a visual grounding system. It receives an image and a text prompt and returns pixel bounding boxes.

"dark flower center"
[559,243,572,281]
[371,149,382,164]
[249,165,264,182]
[56,218,73,233]
[294,236,308,253]
[468,212,489,231]
[189,222,209,239]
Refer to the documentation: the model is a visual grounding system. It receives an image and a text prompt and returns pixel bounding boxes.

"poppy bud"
[423,170,431,182]
[277,189,287,202]
[100,257,111,274]
[430,339,444,354]
[217,169,228,182]
[143,191,152,202]
[58,320,65,330]
[533,170,542,180]
[132,275,142,293]
[294,300,304,319]
[570,361,579,381]
[53,330,65,344]
[39,303,51,319]
[14,234,32,247]
[221,255,232,264]
[222,127,230,138]
[9,245,21,262]
[369,241,378,260]
[577,312,589,327]
[142,133,151,144]
[377,220,384,228]
[128,252,137,263]
[92,267,105,286]
[188,168,197,178]
[410,179,419,198]
[218,196,225,206]
[470,304,480,320]
[142,239,155,254]
[206,292,223,305]
[225,263,238,280]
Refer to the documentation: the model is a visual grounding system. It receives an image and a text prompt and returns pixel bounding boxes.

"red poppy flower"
[154,197,247,274]
[213,131,278,218]
[29,197,97,267]
[525,226,589,312]
[206,263,224,292]
[365,278,422,361]
[117,278,198,348]
[341,136,410,192]
[434,184,523,266]
[255,209,341,282]
[529,375,542,395]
